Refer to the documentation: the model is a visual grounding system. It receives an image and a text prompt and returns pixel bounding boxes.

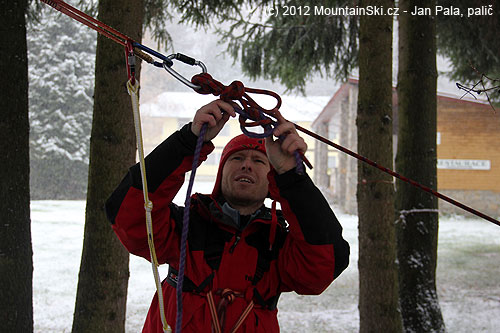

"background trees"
[184,0,359,93]
[437,0,500,85]
[0,0,33,331]
[27,6,95,199]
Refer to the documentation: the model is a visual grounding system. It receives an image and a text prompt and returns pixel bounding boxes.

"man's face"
[221,149,270,210]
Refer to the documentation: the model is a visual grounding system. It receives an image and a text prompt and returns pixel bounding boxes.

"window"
[328,155,337,169]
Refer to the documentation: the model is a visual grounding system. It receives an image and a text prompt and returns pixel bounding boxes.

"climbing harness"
[40,0,500,331]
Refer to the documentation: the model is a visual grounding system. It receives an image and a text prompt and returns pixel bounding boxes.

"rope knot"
[220,288,237,304]
[220,80,245,101]
[191,73,223,95]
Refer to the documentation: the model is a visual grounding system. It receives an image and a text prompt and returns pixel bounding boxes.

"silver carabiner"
[163,53,207,90]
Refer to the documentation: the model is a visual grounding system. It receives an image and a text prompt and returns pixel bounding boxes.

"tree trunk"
[357,0,402,332]
[71,0,144,331]
[396,0,445,331]
[0,0,33,331]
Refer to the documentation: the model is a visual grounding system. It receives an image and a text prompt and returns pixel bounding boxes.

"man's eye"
[255,159,265,164]
[231,156,242,161]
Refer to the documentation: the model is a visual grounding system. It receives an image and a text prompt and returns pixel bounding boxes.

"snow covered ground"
[32,185,500,332]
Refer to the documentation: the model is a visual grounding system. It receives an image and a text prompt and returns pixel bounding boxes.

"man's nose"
[240,157,252,170]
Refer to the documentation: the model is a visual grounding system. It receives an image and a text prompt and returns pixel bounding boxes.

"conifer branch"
[456,63,500,112]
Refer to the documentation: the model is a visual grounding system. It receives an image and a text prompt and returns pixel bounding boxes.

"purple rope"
[293,150,305,175]
[175,124,207,333]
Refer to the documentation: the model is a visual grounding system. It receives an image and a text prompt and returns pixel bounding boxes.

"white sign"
[437,159,491,170]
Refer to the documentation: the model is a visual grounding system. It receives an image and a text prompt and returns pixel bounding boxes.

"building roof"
[140,91,331,122]
[312,78,491,126]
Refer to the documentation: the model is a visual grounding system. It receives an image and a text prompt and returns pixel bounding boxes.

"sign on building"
[437,159,491,170]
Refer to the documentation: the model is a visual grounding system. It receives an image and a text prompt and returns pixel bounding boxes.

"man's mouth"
[235,176,254,184]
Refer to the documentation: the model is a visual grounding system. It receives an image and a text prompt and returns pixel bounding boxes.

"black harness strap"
[165,266,215,294]
[166,266,279,310]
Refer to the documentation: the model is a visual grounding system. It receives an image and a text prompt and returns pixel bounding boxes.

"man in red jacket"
[105,99,350,332]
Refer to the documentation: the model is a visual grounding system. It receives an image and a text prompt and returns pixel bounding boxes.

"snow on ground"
[32,188,500,332]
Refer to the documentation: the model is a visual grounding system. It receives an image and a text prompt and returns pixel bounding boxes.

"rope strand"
[175,124,207,333]
[127,80,171,332]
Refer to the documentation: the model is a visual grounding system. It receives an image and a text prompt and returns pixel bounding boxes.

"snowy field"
[32,183,500,332]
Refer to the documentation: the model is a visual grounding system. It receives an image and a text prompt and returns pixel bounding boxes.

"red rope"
[41,0,500,228]
[191,73,312,172]
[296,124,500,227]
[192,73,280,132]
[40,0,131,46]
[189,74,500,228]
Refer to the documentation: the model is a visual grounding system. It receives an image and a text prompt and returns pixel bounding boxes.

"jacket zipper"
[229,234,241,253]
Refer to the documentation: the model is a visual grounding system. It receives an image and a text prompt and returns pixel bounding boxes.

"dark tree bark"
[0,0,33,331]
[396,0,445,331]
[71,0,144,331]
[357,0,402,332]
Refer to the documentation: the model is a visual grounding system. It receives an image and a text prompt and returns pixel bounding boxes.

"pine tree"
[0,0,33,331]
[436,0,500,85]
[71,0,144,331]
[357,0,402,331]
[396,0,445,331]
[27,4,95,199]
[172,0,359,93]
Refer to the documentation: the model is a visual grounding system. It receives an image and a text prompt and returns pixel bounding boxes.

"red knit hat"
[211,134,268,199]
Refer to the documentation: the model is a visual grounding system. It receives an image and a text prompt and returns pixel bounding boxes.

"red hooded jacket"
[105,124,350,332]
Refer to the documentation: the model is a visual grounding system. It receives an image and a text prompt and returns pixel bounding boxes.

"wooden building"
[313,79,500,217]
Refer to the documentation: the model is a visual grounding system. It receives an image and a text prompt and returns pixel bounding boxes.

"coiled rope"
[192,73,312,173]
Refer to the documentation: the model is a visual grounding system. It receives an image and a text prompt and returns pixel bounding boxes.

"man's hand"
[191,100,236,142]
[265,110,307,174]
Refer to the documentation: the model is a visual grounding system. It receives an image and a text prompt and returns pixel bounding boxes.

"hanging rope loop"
[127,79,171,332]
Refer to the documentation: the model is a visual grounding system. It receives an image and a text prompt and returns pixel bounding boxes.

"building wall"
[439,190,500,218]
[437,97,500,192]
[335,85,358,214]
[315,82,500,217]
